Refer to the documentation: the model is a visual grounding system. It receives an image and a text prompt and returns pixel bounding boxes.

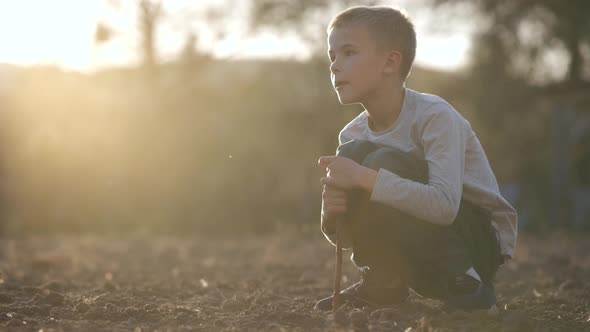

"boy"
[315,6,517,312]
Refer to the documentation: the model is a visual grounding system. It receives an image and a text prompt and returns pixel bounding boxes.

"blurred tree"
[251,0,590,227]
[139,0,163,71]
[427,0,590,227]
[180,33,200,65]
[96,1,164,74]
[94,22,114,44]
[249,0,381,56]
[428,0,590,85]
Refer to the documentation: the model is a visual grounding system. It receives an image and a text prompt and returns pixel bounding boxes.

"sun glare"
[0,1,470,72]
[0,1,104,71]
[213,32,310,60]
[416,34,470,70]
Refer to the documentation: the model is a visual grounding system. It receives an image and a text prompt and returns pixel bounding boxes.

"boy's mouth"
[334,80,348,89]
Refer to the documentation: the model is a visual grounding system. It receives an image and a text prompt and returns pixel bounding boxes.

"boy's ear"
[383,50,402,75]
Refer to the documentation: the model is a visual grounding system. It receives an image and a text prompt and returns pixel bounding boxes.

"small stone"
[143,303,156,312]
[123,307,140,317]
[504,302,518,311]
[104,302,117,312]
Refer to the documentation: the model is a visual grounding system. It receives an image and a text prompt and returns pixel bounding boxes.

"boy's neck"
[364,84,406,133]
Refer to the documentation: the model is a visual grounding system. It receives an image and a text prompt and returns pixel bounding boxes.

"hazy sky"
[0,0,472,72]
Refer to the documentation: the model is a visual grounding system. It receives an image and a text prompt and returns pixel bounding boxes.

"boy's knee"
[336,139,379,164]
[362,147,428,183]
[362,147,396,169]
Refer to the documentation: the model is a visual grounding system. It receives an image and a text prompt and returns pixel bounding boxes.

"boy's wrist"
[358,166,378,193]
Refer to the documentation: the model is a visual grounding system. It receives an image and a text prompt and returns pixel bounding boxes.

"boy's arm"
[365,105,466,225]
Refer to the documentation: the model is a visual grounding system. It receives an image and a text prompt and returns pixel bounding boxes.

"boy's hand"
[318,155,377,192]
[321,184,348,220]
[321,184,347,235]
[318,155,362,189]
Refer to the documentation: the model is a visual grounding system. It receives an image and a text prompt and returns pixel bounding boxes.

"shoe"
[443,275,496,312]
[314,275,408,311]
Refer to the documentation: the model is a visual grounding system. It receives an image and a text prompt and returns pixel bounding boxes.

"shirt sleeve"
[369,104,466,225]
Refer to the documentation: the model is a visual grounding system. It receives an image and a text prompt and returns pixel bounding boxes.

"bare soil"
[0,228,589,331]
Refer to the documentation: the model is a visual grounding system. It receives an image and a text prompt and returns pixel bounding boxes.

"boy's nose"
[330,61,339,74]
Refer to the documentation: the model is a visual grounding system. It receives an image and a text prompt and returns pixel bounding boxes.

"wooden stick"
[332,217,343,312]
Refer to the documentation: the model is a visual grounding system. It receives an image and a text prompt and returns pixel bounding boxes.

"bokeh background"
[0,0,589,236]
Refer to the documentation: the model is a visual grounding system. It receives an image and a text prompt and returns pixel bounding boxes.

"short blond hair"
[328,6,416,80]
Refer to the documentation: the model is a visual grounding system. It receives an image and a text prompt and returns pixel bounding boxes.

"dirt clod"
[349,309,368,327]
[74,302,90,313]
[103,281,116,291]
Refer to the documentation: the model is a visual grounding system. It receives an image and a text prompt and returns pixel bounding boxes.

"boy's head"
[327,6,416,104]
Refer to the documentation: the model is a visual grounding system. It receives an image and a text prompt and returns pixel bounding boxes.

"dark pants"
[337,140,502,300]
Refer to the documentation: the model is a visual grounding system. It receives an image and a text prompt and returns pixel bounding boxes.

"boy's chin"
[337,94,358,105]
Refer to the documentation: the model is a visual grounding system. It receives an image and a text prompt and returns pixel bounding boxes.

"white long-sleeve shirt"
[338,88,518,258]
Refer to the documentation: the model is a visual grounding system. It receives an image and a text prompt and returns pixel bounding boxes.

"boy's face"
[327,25,390,105]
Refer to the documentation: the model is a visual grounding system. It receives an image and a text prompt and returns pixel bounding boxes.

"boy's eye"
[344,50,355,56]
